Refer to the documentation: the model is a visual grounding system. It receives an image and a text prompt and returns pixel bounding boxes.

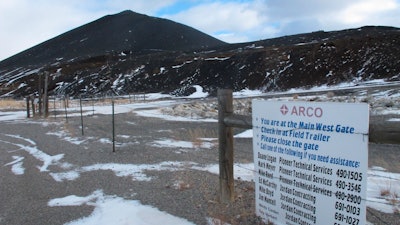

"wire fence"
[25,93,147,118]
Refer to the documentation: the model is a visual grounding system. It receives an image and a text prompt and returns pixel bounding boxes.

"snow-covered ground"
[1,81,400,225]
[48,190,196,225]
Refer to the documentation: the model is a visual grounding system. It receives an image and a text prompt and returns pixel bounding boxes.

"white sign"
[252,100,369,225]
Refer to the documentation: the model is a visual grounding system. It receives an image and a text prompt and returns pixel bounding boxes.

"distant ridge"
[0,10,399,98]
[0,10,227,68]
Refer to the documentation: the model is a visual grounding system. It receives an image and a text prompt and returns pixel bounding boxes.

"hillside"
[0,10,226,69]
[0,10,399,98]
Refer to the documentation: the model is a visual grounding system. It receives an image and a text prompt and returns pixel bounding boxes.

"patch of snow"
[17,83,27,89]
[135,109,217,122]
[48,190,196,225]
[3,134,65,172]
[117,135,130,139]
[51,161,196,182]
[111,74,124,89]
[186,85,208,98]
[172,60,193,69]
[326,70,333,77]
[4,156,25,175]
[233,89,263,98]
[47,131,87,145]
[151,139,195,149]
[99,138,112,144]
[151,138,214,149]
[193,163,255,182]
[234,129,253,138]
[367,167,400,213]
[0,111,27,121]
[379,108,400,115]
[205,57,230,61]
[159,67,166,73]
[50,171,80,182]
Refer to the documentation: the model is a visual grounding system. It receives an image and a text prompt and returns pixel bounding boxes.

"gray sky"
[1,0,399,61]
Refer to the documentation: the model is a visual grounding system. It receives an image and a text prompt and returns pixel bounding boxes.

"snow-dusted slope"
[0,20,399,98]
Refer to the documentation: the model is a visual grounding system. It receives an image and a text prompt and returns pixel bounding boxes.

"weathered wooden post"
[38,73,43,116]
[26,96,30,118]
[31,97,36,117]
[218,89,234,202]
[53,97,56,119]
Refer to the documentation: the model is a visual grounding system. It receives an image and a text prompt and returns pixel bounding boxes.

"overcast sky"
[1,0,399,61]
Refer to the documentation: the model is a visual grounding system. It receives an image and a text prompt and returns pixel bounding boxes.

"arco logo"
[280,104,323,118]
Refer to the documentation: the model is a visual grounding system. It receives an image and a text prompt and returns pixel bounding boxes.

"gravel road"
[0,108,399,225]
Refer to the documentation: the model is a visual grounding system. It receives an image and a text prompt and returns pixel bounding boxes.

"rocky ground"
[161,89,400,119]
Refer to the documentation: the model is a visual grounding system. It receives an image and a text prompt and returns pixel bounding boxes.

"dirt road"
[0,110,399,225]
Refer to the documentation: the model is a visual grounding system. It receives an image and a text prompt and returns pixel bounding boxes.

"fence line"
[25,93,147,118]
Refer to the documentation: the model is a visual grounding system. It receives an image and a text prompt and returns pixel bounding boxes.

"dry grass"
[0,95,149,117]
[203,180,266,225]
[62,122,77,137]
[380,187,391,197]
[0,98,26,110]
[380,183,400,213]
[172,180,192,191]
[188,128,211,147]
[171,127,217,148]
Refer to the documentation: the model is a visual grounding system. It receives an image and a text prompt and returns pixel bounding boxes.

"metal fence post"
[112,95,116,152]
[80,95,84,136]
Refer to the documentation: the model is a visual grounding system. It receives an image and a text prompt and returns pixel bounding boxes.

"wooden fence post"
[26,96,30,118]
[31,97,36,117]
[53,97,56,119]
[218,89,234,202]
[38,73,43,117]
